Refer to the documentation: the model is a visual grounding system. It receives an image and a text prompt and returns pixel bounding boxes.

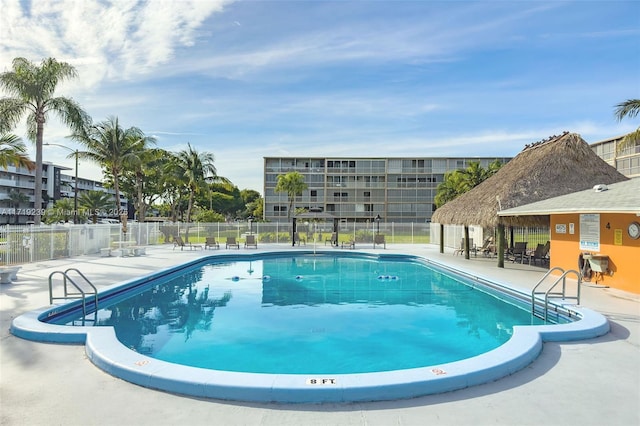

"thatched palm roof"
[431,132,629,227]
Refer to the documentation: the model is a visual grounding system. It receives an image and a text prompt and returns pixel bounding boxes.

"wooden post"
[497,223,505,268]
[464,225,470,260]
[439,223,444,253]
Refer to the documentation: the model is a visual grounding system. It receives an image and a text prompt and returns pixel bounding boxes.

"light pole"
[248,215,254,235]
[375,214,381,235]
[44,143,79,224]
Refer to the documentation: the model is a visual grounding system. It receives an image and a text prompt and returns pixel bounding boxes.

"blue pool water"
[51,254,546,374]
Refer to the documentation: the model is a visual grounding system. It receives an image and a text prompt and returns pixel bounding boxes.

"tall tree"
[71,116,154,217]
[274,171,308,220]
[0,57,89,224]
[173,143,217,223]
[0,133,35,171]
[614,98,640,153]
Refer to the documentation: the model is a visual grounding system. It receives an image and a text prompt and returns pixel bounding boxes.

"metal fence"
[430,223,551,252]
[0,221,549,266]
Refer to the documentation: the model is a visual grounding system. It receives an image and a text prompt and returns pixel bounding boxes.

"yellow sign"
[614,229,623,245]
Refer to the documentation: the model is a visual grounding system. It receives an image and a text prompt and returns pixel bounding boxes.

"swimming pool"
[11,251,609,403]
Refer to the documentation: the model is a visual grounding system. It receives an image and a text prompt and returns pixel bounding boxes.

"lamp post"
[248,215,254,235]
[44,143,79,224]
[375,214,381,235]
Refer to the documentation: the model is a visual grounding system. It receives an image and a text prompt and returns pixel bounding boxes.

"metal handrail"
[48,269,98,322]
[531,267,581,321]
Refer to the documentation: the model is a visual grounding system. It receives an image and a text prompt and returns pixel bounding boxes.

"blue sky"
[1,0,639,192]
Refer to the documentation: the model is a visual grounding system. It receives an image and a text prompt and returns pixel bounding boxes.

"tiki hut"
[431,132,629,265]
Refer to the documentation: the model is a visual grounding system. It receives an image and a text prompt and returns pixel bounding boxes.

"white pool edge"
[10,251,610,403]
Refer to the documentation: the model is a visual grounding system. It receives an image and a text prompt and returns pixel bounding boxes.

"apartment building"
[0,162,127,225]
[591,135,640,178]
[264,156,511,224]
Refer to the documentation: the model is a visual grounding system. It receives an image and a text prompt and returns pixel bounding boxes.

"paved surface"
[1,244,638,426]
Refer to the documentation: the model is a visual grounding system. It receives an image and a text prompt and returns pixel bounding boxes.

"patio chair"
[226,236,240,249]
[173,235,202,251]
[526,241,550,266]
[341,239,355,249]
[509,241,528,263]
[244,234,258,249]
[453,238,474,256]
[293,232,306,246]
[325,232,338,246]
[204,237,220,250]
[374,234,386,249]
[479,236,495,257]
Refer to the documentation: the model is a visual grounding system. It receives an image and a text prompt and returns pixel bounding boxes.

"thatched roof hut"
[431,132,629,228]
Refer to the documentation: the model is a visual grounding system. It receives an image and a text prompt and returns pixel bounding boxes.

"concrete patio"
[1,244,638,426]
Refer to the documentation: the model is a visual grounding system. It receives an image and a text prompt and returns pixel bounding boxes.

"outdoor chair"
[509,241,528,263]
[526,241,550,266]
[204,237,220,250]
[453,238,474,256]
[479,236,495,257]
[173,235,202,251]
[226,236,240,249]
[373,234,386,249]
[325,232,338,246]
[293,232,306,246]
[341,239,355,249]
[244,234,258,249]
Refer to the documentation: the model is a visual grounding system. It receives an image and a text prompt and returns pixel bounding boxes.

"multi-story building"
[264,156,511,224]
[0,162,127,224]
[591,135,640,178]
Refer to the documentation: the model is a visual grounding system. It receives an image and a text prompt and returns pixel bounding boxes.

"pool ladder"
[48,268,98,325]
[531,267,581,322]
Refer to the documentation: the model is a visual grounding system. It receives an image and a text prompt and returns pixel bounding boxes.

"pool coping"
[10,251,610,403]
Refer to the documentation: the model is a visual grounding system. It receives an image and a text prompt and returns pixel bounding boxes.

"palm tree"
[0,57,90,225]
[79,190,113,224]
[614,99,640,153]
[0,133,35,171]
[7,190,29,224]
[173,143,217,223]
[44,198,75,224]
[434,161,502,208]
[458,161,487,192]
[70,116,154,217]
[274,171,308,220]
[434,171,465,208]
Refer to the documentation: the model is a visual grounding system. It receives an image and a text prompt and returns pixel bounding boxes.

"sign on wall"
[579,213,600,252]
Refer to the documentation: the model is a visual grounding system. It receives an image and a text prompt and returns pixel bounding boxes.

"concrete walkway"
[1,244,638,426]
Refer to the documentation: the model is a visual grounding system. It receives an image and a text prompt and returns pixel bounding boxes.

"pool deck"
[1,243,638,425]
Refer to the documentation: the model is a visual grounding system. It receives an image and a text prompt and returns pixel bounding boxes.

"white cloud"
[0,0,233,88]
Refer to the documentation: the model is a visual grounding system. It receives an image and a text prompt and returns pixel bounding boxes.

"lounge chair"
[526,241,550,266]
[173,235,202,251]
[293,232,306,246]
[325,232,338,246]
[374,234,386,249]
[226,236,240,249]
[204,237,220,250]
[479,236,495,257]
[341,239,355,249]
[244,235,258,249]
